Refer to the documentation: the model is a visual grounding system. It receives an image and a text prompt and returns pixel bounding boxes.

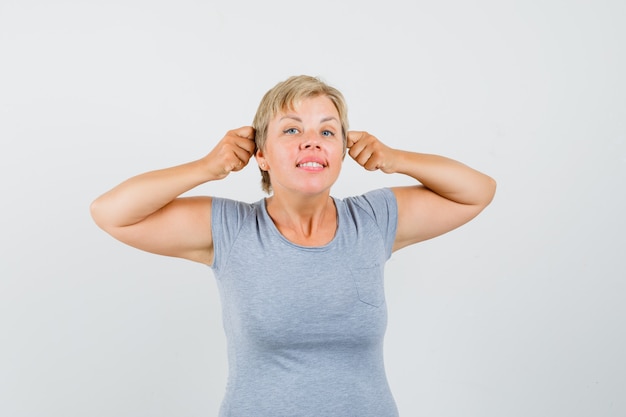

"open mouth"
[296,161,326,168]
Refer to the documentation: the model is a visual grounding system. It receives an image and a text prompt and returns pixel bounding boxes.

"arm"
[90,126,256,265]
[347,131,496,252]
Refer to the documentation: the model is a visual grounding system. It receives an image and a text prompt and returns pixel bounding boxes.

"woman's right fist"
[205,126,256,180]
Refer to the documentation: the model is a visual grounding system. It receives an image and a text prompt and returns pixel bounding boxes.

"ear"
[255,148,268,171]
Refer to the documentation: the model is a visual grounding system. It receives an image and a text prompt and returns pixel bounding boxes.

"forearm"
[90,158,215,228]
[390,150,496,206]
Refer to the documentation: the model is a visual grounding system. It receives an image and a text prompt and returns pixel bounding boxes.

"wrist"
[196,155,228,182]
[384,148,410,174]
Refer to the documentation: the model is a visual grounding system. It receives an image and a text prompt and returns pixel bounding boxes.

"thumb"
[233,125,256,140]
[346,131,364,148]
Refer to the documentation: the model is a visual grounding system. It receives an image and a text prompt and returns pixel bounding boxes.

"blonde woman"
[91,75,496,416]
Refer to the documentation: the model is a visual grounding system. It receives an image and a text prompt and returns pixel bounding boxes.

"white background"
[1,1,625,416]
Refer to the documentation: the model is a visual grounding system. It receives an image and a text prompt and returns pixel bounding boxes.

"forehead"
[275,95,339,120]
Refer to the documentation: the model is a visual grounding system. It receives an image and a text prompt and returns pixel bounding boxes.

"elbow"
[89,197,108,230]
[89,198,102,226]
[482,175,497,207]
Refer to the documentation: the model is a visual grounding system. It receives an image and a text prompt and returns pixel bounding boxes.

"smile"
[297,162,325,168]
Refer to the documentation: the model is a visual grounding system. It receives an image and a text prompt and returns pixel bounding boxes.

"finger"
[232,125,256,140]
[230,158,245,172]
[226,129,256,156]
[347,134,385,171]
[346,131,365,148]
[232,144,254,166]
[353,149,376,170]
[348,135,372,161]
[227,148,251,172]
[363,153,383,171]
[233,137,256,158]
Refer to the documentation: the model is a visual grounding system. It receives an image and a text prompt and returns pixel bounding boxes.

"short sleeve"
[210,197,255,272]
[345,188,398,259]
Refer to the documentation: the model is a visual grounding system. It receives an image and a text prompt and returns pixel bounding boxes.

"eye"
[283,128,299,135]
[321,130,335,137]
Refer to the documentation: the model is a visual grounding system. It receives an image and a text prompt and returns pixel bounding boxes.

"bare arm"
[347,131,496,252]
[90,127,256,265]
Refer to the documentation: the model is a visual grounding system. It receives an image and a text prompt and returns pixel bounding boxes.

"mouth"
[296,161,326,169]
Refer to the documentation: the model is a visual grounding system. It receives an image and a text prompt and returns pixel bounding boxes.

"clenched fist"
[347,131,398,174]
[204,126,256,180]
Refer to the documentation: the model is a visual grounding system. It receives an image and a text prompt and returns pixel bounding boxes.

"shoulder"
[211,196,259,219]
[340,188,397,220]
[338,189,398,257]
[210,197,264,270]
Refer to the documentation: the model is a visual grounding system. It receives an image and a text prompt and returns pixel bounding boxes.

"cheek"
[332,145,346,162]
[265,147,293,169]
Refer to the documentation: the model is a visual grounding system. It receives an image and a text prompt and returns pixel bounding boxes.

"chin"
[289,182,334,196]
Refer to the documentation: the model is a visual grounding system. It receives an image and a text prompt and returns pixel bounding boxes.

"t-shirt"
[210,188,399,417]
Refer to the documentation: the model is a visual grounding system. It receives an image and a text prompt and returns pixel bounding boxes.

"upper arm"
[99,196,214,265]
[391,185,489,252]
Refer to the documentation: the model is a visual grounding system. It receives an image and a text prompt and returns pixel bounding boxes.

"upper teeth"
[298,162,323,168]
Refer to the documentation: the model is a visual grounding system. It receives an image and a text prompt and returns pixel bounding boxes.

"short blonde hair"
[252,75,349,194]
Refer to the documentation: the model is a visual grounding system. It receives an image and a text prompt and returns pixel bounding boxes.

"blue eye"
[284,128,299,135]
[321,130,334,137]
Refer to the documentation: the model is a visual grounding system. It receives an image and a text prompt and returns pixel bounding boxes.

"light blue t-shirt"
[210,188,399,417]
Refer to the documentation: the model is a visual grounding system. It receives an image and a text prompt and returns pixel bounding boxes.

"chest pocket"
[351,264,385,307]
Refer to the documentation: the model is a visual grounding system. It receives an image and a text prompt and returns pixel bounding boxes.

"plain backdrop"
[1,1,625,416]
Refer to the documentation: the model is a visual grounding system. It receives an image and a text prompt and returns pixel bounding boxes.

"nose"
[300,131,321,150]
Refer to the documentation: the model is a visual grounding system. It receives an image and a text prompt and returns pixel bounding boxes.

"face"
[256,95,345,197]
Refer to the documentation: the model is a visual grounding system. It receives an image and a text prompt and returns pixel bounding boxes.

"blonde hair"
[252,75,349,194]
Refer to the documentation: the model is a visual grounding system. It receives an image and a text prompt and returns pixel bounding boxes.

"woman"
[91,75,496,416]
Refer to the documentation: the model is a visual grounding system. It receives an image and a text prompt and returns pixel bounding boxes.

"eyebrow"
[279,115,340,124]
[279,115,302,122]
[320,116,340,124]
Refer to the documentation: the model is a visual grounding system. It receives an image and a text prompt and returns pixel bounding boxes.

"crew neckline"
[260,196,341,251]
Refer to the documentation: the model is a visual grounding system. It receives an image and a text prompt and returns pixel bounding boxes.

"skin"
[90,95,496,265]
[256,96,346,246]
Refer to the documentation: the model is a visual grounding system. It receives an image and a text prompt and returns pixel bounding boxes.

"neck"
[265,191,337,245]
